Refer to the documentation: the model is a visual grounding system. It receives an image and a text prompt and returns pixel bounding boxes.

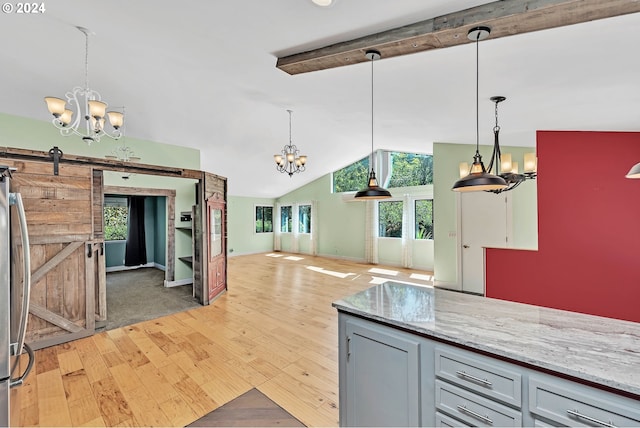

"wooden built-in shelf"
[179,256,193,264]
[176,226,192,231]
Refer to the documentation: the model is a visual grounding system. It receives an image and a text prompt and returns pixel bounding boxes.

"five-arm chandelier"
[457,96,537,194]
[44,26,124,145]
[274,109,307,177]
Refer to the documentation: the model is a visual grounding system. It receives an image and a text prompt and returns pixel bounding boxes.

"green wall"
[0,112,200,170]
[433,142,538,287]
[227,196,276,256]
[240,172,435,268]
[1,112,200,282]
[277,174,367,260]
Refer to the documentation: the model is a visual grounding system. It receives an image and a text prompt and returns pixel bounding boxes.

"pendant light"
[452,27,507,193]
[355,50,392,200]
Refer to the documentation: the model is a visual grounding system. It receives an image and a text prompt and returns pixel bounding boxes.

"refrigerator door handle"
[9,343,34,388]
[9,192,31,358]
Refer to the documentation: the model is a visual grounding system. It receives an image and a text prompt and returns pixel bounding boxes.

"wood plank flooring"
[17,252,434,427]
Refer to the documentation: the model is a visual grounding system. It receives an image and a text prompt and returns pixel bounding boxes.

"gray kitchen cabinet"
[529,374,640,427]
[334,283,640,427]
[339,314,423,427]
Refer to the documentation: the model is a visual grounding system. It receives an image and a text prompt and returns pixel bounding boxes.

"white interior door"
[460,192,510,295]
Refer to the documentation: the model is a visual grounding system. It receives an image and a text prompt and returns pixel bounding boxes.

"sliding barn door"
[4,159,100,350]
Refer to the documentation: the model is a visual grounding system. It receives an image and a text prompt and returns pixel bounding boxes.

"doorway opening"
[100,188,200,330]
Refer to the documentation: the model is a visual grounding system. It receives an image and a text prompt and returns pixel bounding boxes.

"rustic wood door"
[207,197,226,301]
[4,159,101,350]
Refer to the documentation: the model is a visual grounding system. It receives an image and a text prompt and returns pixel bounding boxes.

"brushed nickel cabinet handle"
[456,370,492,387]
[567,409,617,428]
[457,404,493,425]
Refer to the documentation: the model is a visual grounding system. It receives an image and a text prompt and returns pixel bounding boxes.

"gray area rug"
[104,267,200,330]
[187,388,305,427]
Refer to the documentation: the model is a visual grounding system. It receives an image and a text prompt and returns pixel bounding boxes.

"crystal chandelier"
[274,109,307,177]
[105,143,140,163]
[44,27,124,145]
[105,111,139,180]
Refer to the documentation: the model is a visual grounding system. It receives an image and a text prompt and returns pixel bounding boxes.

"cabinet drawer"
[529,376,640,427]
[436,380,522,427]
[435,411,470,427]
[435,347,522,407]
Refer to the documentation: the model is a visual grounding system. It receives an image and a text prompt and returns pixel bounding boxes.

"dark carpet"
[187,388,306,427]
[104,267,200,330]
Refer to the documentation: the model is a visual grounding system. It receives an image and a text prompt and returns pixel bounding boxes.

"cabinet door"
[345,319,421,427]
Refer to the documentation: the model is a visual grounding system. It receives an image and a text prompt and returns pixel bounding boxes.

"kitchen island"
[333,282,640,427]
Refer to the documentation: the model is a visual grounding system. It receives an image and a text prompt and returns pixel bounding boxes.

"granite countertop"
[332,282,640,397]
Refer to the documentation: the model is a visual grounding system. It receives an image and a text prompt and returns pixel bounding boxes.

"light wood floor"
[17,252,434,427]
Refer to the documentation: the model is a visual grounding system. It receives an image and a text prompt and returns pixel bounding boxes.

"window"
[332,156,369,193]
[415,199,434,240]
[281,206,292,233]
[388,152,433,188]
[255,206,273,233]
[298,204,311,234]
[378,201,403,238]
[104,197,128,241]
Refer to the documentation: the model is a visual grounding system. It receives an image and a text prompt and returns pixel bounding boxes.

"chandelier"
[105,143,140,163]
[354,50,391,200]
[103,108,139,179]
[44,26,124,145]
[274,109,307,177]
[457,96,537,194]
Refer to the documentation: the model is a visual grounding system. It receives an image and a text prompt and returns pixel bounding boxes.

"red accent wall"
[486,131,640,322]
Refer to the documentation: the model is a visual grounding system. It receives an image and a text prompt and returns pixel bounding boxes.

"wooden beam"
[276,0,640,75]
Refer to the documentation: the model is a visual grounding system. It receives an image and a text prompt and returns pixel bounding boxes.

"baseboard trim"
[106,262,155,273]
[164,278,193,288]
[434,280,461,291]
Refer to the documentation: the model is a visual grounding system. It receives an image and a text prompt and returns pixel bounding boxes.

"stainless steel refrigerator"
[1,166,34,427]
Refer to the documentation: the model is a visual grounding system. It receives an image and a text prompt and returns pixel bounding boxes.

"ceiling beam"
[276,0,640,75]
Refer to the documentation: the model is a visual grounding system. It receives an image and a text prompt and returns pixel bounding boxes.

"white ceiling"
[1,1,639,197]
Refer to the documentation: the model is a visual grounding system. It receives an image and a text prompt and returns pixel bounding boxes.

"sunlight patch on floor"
[284,256,304,261]
[265,253,284,258]
[410,273,434,281]
[306,265,356,279]
[368,267,399,276]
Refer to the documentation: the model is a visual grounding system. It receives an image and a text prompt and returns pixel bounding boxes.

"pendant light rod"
[471,26,489,157]
[366,49,380,174]
[355,49,391,200]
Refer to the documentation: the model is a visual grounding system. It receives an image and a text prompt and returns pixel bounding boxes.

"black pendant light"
[452,27,507,193]
[355,50,392,200]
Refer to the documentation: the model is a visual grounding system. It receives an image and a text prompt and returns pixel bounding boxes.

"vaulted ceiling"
[1,1,639,197]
